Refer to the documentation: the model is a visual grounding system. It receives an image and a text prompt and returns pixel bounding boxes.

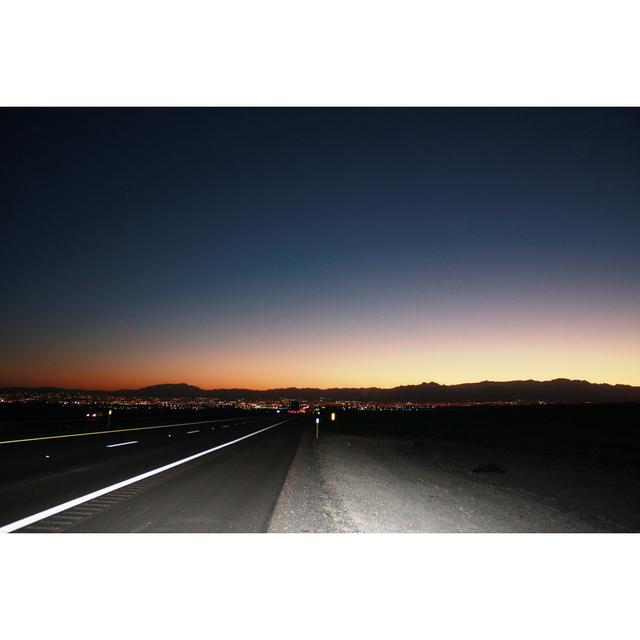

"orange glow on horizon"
[4,341,640,390]
[3,303,639,390]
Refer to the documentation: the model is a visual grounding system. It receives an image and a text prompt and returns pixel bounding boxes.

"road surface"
[0,414,303,532]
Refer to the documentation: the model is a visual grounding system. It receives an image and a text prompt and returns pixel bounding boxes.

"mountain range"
[2,379,640,403]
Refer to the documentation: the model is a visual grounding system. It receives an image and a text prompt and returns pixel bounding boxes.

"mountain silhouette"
[4,379,639,402]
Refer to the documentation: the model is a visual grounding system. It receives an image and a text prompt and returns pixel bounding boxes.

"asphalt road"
[0,414,303,533]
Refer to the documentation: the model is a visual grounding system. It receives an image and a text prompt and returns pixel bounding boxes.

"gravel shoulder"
[269,425,640,533]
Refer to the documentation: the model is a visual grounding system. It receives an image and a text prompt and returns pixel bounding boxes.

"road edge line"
[0,418,293,533]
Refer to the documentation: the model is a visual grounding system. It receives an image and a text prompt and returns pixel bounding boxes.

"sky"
[2,108,639,389]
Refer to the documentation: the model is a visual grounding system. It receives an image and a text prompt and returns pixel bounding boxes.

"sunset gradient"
[2,108,639,389]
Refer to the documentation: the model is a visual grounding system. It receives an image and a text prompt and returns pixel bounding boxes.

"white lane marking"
[0,418,293,533]
[187,430,199,434]
[0,416,257,446]
[106,441,138,448]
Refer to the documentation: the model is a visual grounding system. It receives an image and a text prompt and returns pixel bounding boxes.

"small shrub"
[473,462,506,474]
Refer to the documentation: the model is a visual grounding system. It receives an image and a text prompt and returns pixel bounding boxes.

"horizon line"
[1,377,639,393]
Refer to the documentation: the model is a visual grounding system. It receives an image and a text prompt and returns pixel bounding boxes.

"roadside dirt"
[270,426,640,532]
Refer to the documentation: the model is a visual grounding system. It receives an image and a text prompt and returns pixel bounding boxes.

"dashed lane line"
[1,418,293,533]
[0,416,265,446]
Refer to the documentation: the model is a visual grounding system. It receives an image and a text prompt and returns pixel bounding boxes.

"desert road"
[0,414,303,533]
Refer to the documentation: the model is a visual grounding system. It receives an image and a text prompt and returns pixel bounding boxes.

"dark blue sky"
[2,108,639,388]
